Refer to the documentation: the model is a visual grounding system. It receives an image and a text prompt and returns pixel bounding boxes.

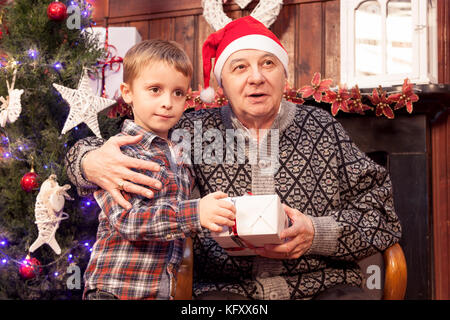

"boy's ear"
[120,82,133,104]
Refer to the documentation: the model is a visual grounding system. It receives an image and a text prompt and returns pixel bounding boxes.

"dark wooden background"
[91,0,450,299]
[92,0,340,90]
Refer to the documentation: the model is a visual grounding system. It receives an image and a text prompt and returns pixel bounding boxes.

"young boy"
[83,39,236,300]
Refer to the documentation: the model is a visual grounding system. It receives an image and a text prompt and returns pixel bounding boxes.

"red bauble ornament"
[47,1,67,21]
[20,169,39,192]
[0,0,14,6]
[19,256,42,280]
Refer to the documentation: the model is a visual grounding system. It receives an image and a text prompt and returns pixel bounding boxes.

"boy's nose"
[161,94,173,109]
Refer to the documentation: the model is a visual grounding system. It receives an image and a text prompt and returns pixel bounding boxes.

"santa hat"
[200,16,289,103]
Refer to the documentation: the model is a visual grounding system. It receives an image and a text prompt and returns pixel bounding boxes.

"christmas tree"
[0,0,122,299]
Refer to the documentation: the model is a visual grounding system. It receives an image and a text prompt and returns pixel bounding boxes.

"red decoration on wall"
[370,86,397,119]
[323,86,351,116]
[391,78,420,114]
[298,72,333,103]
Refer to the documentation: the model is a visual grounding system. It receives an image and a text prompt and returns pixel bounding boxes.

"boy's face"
[121,62,190,139]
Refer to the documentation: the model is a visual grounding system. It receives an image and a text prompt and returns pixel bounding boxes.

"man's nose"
[248,67,265,85]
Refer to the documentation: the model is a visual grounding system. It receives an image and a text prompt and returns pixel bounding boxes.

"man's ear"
[120,82,133,104]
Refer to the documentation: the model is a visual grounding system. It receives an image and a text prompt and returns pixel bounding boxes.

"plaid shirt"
[84,120,201,300]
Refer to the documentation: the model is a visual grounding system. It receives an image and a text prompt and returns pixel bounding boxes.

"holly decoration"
[47,1,67,21]
[20,168,39,192]
[19,256,42,280]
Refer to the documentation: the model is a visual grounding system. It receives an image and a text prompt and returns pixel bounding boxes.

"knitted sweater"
[65,100,402,300]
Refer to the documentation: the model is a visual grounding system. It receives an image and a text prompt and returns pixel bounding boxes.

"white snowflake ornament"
[53,68,116,138]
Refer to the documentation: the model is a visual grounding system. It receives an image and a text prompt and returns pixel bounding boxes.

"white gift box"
[87,27,141,98]
[211,194,289,256]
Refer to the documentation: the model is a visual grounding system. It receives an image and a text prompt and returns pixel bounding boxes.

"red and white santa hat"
[200,16,289,103]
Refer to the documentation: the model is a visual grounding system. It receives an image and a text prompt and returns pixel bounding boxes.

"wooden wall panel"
[149,18,175,40]
[433,0,450,300]
[323,0,340,82]
[296,2,324,86]
[109,0,197,19]
[272,4,297,87]
[432,115,450,300]
[175,15,197,86]
[128,20,149,40]
[94,0,341,90]
[438,0,450,83]
[196,14,216,89]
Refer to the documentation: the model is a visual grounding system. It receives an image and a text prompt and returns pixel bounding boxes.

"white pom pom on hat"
[200,16,289,103]
[199,86,216,104]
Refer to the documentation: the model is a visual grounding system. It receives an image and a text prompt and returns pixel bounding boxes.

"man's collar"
[220,99,298,135]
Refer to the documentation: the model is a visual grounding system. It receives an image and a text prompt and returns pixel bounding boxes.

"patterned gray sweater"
[65,100,402,300]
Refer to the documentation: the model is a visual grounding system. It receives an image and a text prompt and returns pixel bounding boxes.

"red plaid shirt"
[84,120,201,300]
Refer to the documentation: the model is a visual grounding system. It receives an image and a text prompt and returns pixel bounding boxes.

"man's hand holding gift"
[255,204,314,260]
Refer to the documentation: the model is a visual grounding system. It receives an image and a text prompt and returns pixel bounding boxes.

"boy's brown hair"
[123,39,193,86]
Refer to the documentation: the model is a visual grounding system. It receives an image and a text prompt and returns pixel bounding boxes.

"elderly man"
[65,16,401,300]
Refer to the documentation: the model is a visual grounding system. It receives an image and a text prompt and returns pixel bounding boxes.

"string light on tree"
[27,49,39,60]
[53,61,63,71]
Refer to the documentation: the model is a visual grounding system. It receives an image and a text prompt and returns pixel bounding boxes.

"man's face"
[220,49,286,126]
[120,62,190,139]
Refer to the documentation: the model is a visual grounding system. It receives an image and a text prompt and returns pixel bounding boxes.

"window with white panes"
[340,0,438,88]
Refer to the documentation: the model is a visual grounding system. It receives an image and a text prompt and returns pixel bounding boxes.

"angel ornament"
[29,174,73,255]
[0,69,24,127]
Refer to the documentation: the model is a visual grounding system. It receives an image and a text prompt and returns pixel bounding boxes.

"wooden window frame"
[340,0,438,88]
